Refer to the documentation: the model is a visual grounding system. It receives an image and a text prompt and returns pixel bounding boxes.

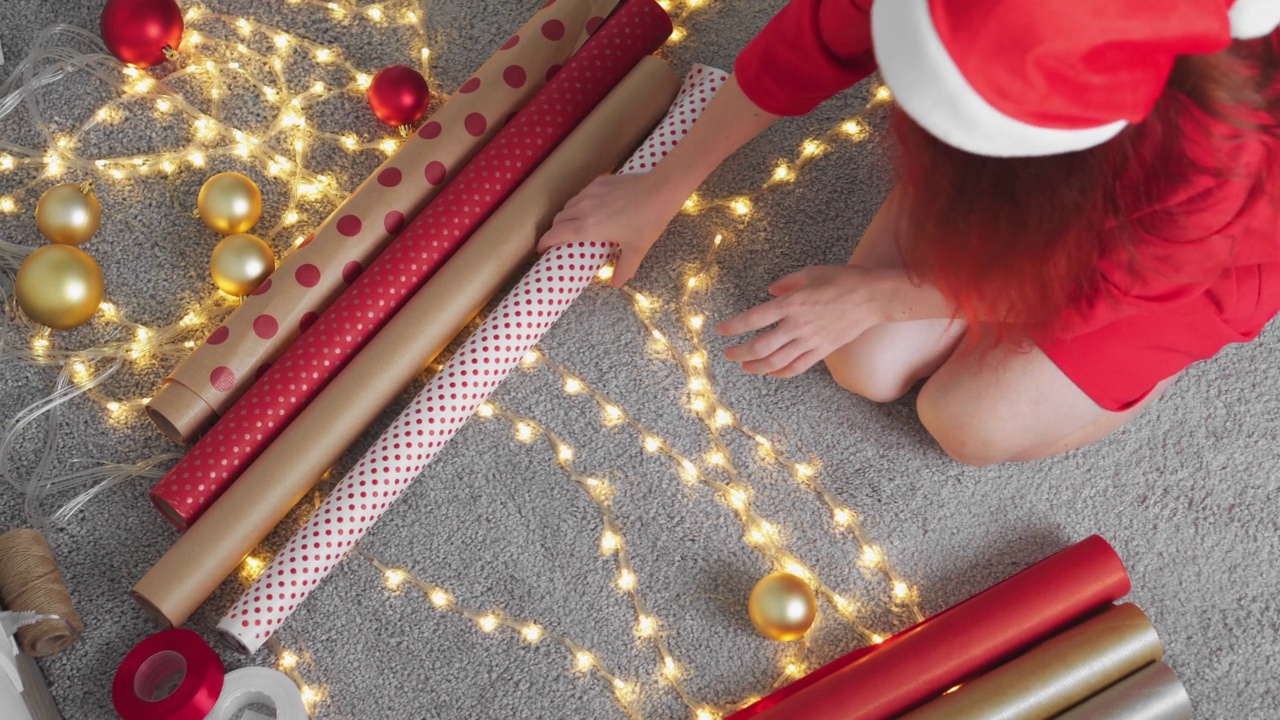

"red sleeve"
[1055,141,1277,337]
[734,0,877,116]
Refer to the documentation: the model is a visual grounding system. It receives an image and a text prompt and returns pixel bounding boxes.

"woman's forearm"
[875,268,957,322]
[647,73,779,204]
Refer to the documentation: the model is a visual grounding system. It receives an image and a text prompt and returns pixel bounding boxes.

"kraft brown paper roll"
[146,0,622,444]
[0,530,82,657]
[1054,663,1191,720]
[132,56,680,628]
[902,603,1164,720]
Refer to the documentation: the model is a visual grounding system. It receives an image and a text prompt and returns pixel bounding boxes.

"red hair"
[891,33,1280,339]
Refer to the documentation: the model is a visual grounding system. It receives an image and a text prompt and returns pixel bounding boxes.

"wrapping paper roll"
[732,536,1131,720]
[216,66,729,654]
[132,57,683,628]
[1055,662,1192,720]
[147,0,673,529]
[901,603,1163,720]
[146,0,622,444]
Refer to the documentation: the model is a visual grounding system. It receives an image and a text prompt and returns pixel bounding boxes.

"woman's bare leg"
[823,190,965,401]
[917,340,1176,466]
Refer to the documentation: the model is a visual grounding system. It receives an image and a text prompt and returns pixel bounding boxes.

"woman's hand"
[536,172,687,288]
[717,265,902,378]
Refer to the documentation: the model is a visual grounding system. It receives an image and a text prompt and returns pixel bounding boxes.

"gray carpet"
[2,1,1278,718]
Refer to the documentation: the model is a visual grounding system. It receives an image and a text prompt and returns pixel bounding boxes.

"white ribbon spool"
[205,667,306,720]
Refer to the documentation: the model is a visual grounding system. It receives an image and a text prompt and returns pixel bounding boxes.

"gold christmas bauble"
[197,172,262,235]
[15,245,105,330]
[211,233,274,296]
[35,182,101,246]
[748,572,817,642]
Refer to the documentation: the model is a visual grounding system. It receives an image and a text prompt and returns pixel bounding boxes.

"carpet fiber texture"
[2,1,1278,718]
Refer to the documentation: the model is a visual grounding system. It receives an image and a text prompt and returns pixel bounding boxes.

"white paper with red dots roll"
[217,66,728,654]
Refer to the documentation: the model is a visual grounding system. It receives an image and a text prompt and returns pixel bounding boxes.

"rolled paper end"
[130,586,180,630]
[147,381,218,444]
[148,490,190,531]
[23,621,76,657]
[215,621,255,656]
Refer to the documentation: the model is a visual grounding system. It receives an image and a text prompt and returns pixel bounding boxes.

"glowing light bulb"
[635,615,656,638]
[596,264,614,281]
[515,423,535,443]
[696,709,718,720]
[356,73,373,89]
[875,85,893,102]
[188,151,206,167]
[688,314,704,330]
[379,138,398,154]
[663,656,680,679]
[861,545,882,566]
[0,197,16,214]
[576,652,594,671]
[726,486,746,508]
[688,378,705,392]
[668,26,687,43]
[522,350,540,367]
[842,119,868,139]
[106,401,122,414]
[833,508,852,526]
[300,686,319,704]
[429,589,451,607]
[274,34,291,48]
[0,154,13,171]
[713,408,733,427]
[688,353,704,368]
[682,193,700,213]
[557,444,574,462]
[521,624,543,644]
[600,531,620,555]
[278,651,298,669]
[690,398,707,413]
[642,436,661,453]
[773,163,793,181]
[802,139,825,157]
[476,402,495,418]
[365,5,384,21]
[315,48,333,63]
[871,633,886,644]
[731,197,753,216]
[603,405,623,424]
[714,233,724,246]
[477,614,499,632]
[384,569,407,590]
[617,569,636,591]
[283,211,300,226]
[708,451,727,467]
[154,98,171,112]
[893,581,910,599]
[563,378,583,394]
[242,556,265,577]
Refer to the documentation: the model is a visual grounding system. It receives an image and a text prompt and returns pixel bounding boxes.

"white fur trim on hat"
[1229,0,1280,39]
[870,0,1127,158]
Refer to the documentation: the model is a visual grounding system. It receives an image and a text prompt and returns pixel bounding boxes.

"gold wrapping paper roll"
[132,56,680,628]
[147,0,622,444]
[1055,663,1191,720]
[902,604,1164,720]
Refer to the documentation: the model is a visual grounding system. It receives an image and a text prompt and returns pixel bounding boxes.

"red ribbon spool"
[112,629,224,720]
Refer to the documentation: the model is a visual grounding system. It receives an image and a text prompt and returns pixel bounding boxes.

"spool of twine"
[0,529,82,657]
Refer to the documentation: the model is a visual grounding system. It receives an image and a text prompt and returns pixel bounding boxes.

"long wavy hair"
[892,32,1280,338]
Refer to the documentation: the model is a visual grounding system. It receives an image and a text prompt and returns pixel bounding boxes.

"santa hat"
[871,0,1280,158]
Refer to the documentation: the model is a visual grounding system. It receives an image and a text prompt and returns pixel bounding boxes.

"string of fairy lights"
[0,0,912,717]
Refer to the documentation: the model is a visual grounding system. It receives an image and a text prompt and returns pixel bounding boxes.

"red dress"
[735,0,1280,411]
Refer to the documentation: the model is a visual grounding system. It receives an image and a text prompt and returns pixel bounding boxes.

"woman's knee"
[825,353,915,404]
[916,383,1016,467]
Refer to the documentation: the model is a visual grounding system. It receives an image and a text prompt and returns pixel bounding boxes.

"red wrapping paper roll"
[731,535,1130,720]
[147,0,673,528]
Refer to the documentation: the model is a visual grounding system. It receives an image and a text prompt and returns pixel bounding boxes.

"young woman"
[538,0,1280,466]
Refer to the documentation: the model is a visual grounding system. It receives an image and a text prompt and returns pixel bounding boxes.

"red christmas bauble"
[100,0,184,68]
[367,65,431,128]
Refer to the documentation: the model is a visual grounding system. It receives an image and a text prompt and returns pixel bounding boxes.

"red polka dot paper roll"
[149,0,673,529]
[216,65,730,654]
[147,0,625,446]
